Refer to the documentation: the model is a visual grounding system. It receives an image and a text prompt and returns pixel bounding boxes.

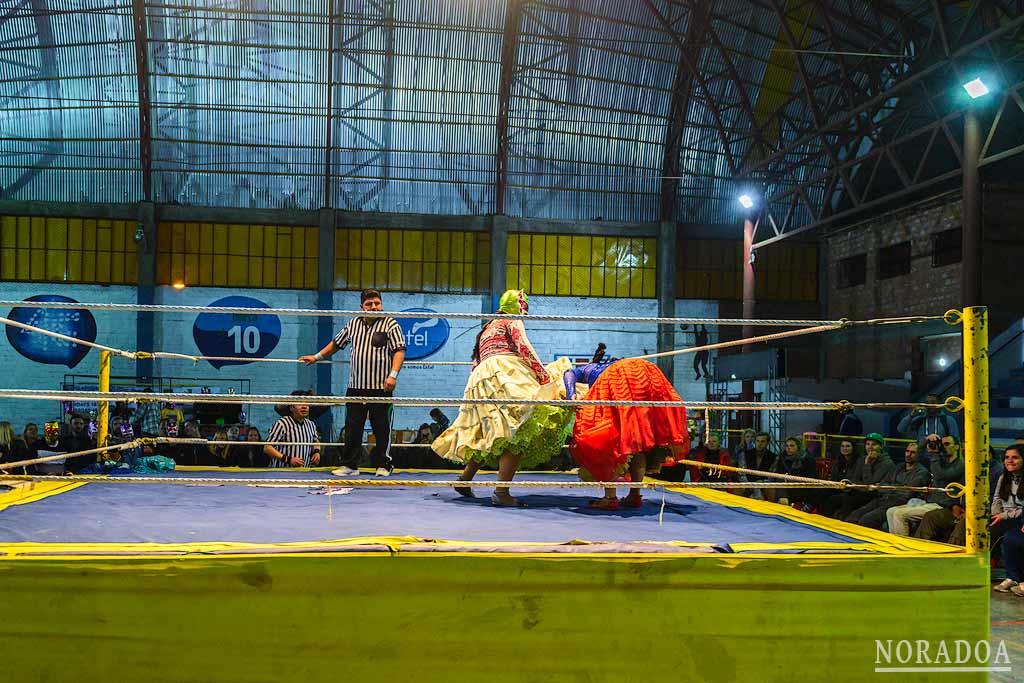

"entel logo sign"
[397,308,450,360]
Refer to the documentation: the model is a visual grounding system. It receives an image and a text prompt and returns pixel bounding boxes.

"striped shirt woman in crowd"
[264,389,322,467]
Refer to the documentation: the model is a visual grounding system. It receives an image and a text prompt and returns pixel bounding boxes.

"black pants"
[693,352,709,378]
[340,388,394,471]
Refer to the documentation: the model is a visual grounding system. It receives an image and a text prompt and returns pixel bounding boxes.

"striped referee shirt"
[333,317,406,390]
[266,415,321,467]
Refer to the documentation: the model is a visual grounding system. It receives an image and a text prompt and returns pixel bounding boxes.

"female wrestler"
[432,290,572,506]
[567,343,688,509]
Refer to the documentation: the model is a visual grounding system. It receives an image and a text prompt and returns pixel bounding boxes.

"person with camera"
[898,393,959,450]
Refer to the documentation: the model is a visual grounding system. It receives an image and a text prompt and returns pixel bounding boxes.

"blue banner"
[396,308,450,360]
[193,295,282,369]
[6,295,97,368]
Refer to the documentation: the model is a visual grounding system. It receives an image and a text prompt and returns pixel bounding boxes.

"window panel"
[334,228,489,294]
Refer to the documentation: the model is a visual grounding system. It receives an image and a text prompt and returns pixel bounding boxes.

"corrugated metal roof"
[0,0,140,202]
[0,0,935,226]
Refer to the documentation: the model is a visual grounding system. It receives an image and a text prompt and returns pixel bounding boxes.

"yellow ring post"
[961,307,989,554]
[96,350,112,457]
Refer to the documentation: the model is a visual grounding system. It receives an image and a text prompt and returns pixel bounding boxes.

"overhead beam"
[659,2,703,221]
[495,0,525,215]
[131,0,152,201]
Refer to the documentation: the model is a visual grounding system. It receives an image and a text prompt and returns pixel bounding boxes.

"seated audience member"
[413,423,433,445]
[990,445,1024,594]
[36,422,71,474]
[0,421,14,465]
[160,402,185,427]
[11,423,41,470]
[103,418,141,468]
[825,433,893,519]
[688,433,735,479]
[237,427,263,468]
[774,436,817,510]
[209,429,233,466]
[814,439,858,513]
[887,435,964,537]
[61,413,97,471]
[845,441,930,528]
[744,432,779,501]
[734,429,755,463]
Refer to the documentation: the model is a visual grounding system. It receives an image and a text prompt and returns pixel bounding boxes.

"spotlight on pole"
[962,77,990,99]
[738,194,754,210]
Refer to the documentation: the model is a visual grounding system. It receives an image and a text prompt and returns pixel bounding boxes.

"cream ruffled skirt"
[431,355,573,468]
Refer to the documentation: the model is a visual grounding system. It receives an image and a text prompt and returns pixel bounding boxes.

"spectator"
[302,288,406,477]
[684,433,736,487]
[160,402,185,427]
[990,445,1024,593]
[0,421,14,466]
[825,433,894,519]
[236,427,263,468]
[11,423,40,470]
[62,413,97,472]
[105,418,141,468]
[898,394,959,447]
[413,423,433,444]
[775,436,817,509]
[829,439,860,482]
[734,429,756,463]
[428,408,450,438]
[744,432,778,501]
[133,390,161,436]
[845,441,930,528]
[887,435,964,537]
[36,422,70,474]
[264,390,322,468]
[209,429,233,466]
[805,438,857,513]
[836,405,863,437]
[917,434,942,468]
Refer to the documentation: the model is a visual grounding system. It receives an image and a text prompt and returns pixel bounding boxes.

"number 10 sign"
[192,295,282,369]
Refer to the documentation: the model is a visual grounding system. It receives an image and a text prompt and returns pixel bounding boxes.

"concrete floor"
[990,589,1023,683]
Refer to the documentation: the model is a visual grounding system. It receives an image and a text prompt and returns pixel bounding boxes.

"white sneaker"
[332,466,360,476]
[1011,584,1024,597]
[994,579,1017,593]
[375,467,393,477]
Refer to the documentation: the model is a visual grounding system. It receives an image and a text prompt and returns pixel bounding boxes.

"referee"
[264,389,322,467]
[301,288,406,477]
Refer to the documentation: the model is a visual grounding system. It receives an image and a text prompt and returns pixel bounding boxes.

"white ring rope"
[0,439,962,498]
[636,323,843,360]
[0,299,948,327]
[0,388,946,412]
[0,388,955,412]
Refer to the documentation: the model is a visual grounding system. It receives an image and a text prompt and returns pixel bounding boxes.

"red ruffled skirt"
[570,359,689,482]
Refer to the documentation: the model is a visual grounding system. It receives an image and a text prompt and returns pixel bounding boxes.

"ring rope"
[674,458,960,497]
[0,313,770,369]
[636,322,845,360]
[0,473,964,497]
[0,388,953,411]
[0,299,954,327]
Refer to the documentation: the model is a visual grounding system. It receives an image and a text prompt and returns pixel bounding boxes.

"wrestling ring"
[0,300,992,683]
